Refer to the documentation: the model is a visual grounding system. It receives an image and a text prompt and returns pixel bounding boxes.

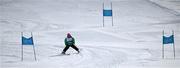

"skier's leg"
[71,45,79,53]
[62,45,70,54]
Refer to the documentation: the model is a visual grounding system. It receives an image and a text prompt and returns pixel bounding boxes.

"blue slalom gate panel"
[22,36,34,45]
[163,35,174,44]
[103,10,112,16]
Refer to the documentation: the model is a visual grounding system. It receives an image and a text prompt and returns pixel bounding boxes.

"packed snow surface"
[0,0,180,68]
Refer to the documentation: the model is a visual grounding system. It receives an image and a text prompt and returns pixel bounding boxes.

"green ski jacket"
[64,37,75,46]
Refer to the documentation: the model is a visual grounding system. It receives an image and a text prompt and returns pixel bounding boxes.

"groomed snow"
[150,0,180,15]
[0,0,180,68]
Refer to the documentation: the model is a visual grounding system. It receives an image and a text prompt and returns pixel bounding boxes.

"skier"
[61,33,80,54]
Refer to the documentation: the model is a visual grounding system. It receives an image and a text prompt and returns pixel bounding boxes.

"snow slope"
[0,0,180,68]
[150,0,180,15]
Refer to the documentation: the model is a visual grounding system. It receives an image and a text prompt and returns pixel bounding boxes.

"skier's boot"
[77,50,80,54]
[61,51,65,54]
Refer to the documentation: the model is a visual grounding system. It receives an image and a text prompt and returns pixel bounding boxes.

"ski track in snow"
[1,44,153,68]
[1,0,180,68]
